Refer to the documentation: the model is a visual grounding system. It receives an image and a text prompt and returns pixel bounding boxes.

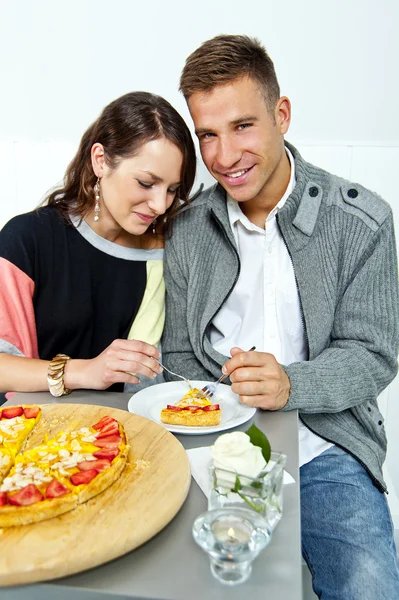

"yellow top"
[128,260,165,347]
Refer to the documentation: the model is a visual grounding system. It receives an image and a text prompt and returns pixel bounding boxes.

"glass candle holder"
[192,507,271,585]
[208,451,287,532]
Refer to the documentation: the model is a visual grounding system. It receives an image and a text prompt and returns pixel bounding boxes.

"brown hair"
[46,92,196,233]
[180,35,280,113]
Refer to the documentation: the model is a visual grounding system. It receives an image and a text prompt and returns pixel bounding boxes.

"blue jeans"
[300,446,399,599]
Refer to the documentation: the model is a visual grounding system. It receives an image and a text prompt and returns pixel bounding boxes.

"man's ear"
[275,96,291,135]
[91,143,106,177]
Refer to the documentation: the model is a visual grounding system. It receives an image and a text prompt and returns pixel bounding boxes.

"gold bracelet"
[47,354,71,397]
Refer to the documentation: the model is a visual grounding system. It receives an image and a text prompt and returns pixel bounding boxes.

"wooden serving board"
[0,403,191,586]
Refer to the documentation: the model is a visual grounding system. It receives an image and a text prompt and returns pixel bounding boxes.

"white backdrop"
[0,0,398,520]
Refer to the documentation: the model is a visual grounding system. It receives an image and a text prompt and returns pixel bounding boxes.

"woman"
[0,91,196,396]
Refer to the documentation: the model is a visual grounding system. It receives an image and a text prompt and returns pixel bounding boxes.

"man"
[162,35,399,599]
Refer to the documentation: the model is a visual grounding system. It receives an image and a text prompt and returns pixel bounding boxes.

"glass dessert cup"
[208,451,287,532]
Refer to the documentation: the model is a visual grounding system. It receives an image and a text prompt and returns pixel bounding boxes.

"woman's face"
[92,137,183,239]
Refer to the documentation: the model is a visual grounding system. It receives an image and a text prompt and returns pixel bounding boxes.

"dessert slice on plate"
[160,388,221,427]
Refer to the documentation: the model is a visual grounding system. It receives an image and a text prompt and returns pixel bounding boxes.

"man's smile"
[217,165,254,185]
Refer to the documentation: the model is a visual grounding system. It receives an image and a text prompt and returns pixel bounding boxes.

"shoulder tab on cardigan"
[340,184,390,226]
[292,182,323,236]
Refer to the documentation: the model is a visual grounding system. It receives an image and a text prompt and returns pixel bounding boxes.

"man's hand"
[222,347,291,410]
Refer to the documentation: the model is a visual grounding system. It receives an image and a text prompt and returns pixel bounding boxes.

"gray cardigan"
[162,142,399,492]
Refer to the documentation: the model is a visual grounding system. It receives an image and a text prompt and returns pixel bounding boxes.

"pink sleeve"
[0,257,38,358]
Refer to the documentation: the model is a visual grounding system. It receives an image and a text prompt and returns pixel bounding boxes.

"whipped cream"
[211,431,266,478]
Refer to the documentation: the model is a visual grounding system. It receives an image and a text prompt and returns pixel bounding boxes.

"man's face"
[188,76,290,206]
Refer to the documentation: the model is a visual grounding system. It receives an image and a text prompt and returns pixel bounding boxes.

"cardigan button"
[347,188,358,198]
[309,186,319,197]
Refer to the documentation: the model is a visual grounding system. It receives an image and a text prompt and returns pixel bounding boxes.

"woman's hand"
[65,339,162,390]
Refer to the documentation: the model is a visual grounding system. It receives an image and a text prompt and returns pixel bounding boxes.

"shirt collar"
[227,147,296,230]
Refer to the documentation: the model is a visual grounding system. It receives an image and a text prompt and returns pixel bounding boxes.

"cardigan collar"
[202,141,325,240]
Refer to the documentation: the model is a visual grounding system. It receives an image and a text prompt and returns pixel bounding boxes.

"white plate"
[127,380,256,435]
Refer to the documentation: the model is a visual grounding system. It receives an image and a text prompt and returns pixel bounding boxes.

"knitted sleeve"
[162,234,212,380]
[284,212,399,413]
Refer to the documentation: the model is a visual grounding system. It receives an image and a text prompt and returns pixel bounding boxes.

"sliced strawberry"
[93,434,121,448]
[96,423,119,438]
[8,484,43,506]
[23,406,40,419]
[187,406,201,413]
[203,404,220,411]
[93,440,121,449]
[99,419,119,432]
[46,479,71,498]
[0,410,2,419]
[0,492,7,506]
[2,406,24,419]
[70,469,98,486]
[78,459,111,472]
[92,416,117,431]
[93,448,119,460]
[166,405,184,412]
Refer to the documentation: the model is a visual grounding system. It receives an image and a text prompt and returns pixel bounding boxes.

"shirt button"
[268,247,273,254]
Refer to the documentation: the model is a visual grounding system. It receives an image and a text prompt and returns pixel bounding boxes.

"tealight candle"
[211,517,253,544]
[193,507,271,586]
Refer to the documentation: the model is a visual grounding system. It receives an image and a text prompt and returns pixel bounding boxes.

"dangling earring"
[152,218,157,234]
[94,178,100,222]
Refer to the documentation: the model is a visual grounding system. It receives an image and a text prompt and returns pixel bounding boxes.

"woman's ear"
[91,143,106,177]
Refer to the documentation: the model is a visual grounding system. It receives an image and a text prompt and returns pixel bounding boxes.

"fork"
[196,346,256,400]
[155,359,193,390]
[195,373,229,401]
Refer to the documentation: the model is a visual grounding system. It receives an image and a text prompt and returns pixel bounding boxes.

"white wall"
[0,0,398,518]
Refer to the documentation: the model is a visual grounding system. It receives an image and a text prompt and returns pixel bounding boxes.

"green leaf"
[245,423,271,463]
[233,476,242,492]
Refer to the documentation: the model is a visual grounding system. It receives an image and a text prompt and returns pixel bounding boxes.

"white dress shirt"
[210,148,333,466]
